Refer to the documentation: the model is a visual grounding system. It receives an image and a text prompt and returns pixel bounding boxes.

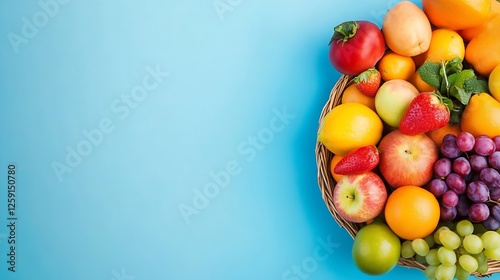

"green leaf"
[353,68,377,84]
[449,103,465,125]
[442,73,459,96]
[447,73,459,84]
[453,69,475,87]
[464,77,489,95]
[450,86,471,105]
[331,21,359,44]
[449,110,462,124]
[441,96,454,111]
[448,69,475,104]
[418,62,441,88]
[444,57,463,75]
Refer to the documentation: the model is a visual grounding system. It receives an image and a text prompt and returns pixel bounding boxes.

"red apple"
[333,172,387,223]
[378,130,438,188]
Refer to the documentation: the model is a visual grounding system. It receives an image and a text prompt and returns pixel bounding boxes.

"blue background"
[0,0,493,279]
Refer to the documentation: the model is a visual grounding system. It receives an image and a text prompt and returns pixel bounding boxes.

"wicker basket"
[315,75,500,278]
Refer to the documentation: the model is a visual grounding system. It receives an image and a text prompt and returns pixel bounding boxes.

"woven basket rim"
[315,74,500,278]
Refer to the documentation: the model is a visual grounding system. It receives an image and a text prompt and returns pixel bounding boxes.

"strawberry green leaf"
[353,68,377,84]
[418,62,441,88]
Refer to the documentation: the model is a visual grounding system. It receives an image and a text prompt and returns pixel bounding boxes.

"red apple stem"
[346,195,355,200]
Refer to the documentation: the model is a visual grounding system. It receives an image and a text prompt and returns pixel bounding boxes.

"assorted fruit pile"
[317,0,500,279]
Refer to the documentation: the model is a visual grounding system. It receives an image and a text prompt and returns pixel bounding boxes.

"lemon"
[489,64,500,102]
[318,103,383,156]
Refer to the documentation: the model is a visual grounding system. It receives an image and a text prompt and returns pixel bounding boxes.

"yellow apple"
[375,79,419,127]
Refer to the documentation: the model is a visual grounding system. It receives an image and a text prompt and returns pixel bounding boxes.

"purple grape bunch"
[429,132,500,230]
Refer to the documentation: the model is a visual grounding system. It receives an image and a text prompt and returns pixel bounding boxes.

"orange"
[384,185,440,240]
[490,64,500,102]
[461,93,500,138]
[419,29,465,64]
[461,0,500,76]
[341,84,376,111]
[410,70,437,93]
[377,52,415,81]
[460,0,500,41]
[317,103,383,156]
[422,0,491,31]
[426,123,462,148]
[329,154,344,182]
[465,31,500,77]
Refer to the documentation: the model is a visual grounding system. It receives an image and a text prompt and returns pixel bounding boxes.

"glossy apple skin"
[333,172,387,223]
[378,130,438,188]
[374,79,419,128]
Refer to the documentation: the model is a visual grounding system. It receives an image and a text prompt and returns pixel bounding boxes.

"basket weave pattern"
[315,75,500,277]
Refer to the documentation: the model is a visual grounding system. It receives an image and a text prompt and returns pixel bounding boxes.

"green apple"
[352,222,401,275]
[375,79,419,127]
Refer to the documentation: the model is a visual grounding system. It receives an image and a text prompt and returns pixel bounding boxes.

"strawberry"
[399,92,450,135]
[334,145,380,175]
[353,68,381,97]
